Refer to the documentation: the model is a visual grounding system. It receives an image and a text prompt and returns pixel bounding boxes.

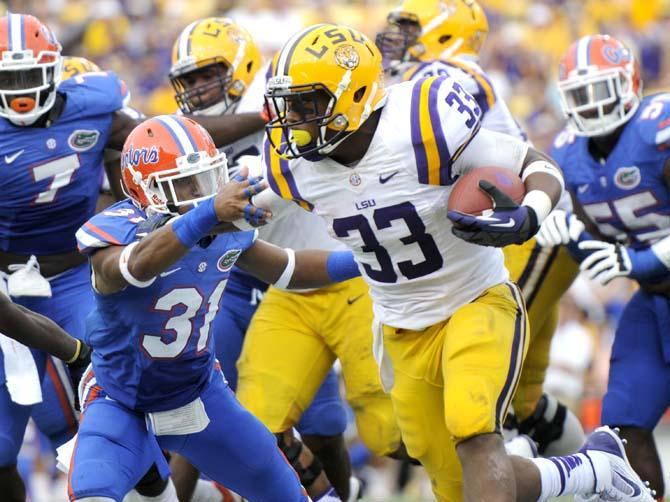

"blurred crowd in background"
[2,0,669,500]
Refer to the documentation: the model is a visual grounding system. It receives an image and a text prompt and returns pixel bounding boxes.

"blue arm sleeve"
[326,251,361,282]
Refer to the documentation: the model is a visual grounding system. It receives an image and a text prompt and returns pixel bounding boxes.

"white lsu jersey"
[387,58,573,213]
[224,61,344,253]
[387,56,527,142]
[262,76,532,330]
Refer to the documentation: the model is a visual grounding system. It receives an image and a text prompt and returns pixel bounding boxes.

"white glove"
[535,209,585,247]
[578,240,632,285]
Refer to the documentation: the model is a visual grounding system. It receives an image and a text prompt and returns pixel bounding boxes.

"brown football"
[447,166,526,216]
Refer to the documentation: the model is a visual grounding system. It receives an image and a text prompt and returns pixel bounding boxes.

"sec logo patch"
[217,249,242,272]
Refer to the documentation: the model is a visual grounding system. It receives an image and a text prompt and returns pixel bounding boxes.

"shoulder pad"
[633,94,670,147]
[410,76,481,186]
[549,128,577,163]
[59,71,131,117]
[76,201,144,254]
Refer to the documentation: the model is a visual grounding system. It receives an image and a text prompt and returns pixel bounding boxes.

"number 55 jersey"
[265,75,518,330]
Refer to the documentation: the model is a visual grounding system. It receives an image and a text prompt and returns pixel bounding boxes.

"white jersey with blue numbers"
[551,93,670,250]
[263,76,523,330]
[0,72,129,255]
[76,200,257,412]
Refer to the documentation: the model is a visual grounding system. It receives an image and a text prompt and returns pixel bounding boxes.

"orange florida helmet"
[121,115,228,215]
[0,13,62,125]
[558,34,642,137]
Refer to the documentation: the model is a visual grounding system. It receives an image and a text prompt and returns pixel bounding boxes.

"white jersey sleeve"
[401,57,528,143]
[402,75,482,186]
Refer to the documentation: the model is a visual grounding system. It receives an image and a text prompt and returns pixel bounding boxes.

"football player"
[537,34,670,500]
[169,17,400,501]
[0,12,266,499]
[68,115,360,501]
[376,0,585,457]
[253,23,653,501]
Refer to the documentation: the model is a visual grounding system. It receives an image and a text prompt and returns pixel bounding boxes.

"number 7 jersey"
[0,72,128,254]
[264,76,509,330]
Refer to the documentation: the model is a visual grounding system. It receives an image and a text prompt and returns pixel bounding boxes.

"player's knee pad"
[518,393,585,456]
[443,381,493,440]
[70,459,131,502]
[351,399,401,456]
[276,433,323,489]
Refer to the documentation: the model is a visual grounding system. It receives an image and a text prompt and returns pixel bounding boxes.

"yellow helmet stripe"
[276,24,328,76]
[444,58,496,110]
[177,20,200,61]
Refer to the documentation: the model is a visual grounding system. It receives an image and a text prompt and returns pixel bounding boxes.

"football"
[447,166,526,216]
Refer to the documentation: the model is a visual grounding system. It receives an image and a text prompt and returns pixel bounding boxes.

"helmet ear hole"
[246,61,253,73]
[439,35,452,44]
[353,86,367,103]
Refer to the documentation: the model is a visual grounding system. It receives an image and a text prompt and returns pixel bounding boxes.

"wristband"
[119,241,156,288]
[522,190,553,225]
[273,248,295,289]
[326,251,360,282]
[65,339,82,364]
[521,160,565,190]
[171,197,219,249]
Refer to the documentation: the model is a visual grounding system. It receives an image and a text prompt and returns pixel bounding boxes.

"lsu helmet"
[376,0,488,63]
[62,56,101,80]
[265,23,386,159]
[0,13,62,125]
[558,34,642,137]
[170,17,261,116]
[121,115,227,215]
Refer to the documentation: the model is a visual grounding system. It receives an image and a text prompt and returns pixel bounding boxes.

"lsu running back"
[377,0,584,457]
[257,22,654,502]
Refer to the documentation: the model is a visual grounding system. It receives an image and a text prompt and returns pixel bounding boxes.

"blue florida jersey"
[551,93,670,251]
[0,72,129,254]
[76,200,257,412]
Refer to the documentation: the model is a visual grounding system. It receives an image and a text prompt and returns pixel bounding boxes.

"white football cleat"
[575,426,655,501]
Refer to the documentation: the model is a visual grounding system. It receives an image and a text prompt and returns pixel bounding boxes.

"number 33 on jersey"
[264,75,509,330]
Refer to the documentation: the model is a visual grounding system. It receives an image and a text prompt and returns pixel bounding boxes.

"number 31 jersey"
[76,200,257,412]
[264,76,509,330]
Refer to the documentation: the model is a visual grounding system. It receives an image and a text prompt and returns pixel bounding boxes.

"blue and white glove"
[578,240,665,285]
[448,180,539,247]
[535,209,585,247]
[231,172,268,227]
